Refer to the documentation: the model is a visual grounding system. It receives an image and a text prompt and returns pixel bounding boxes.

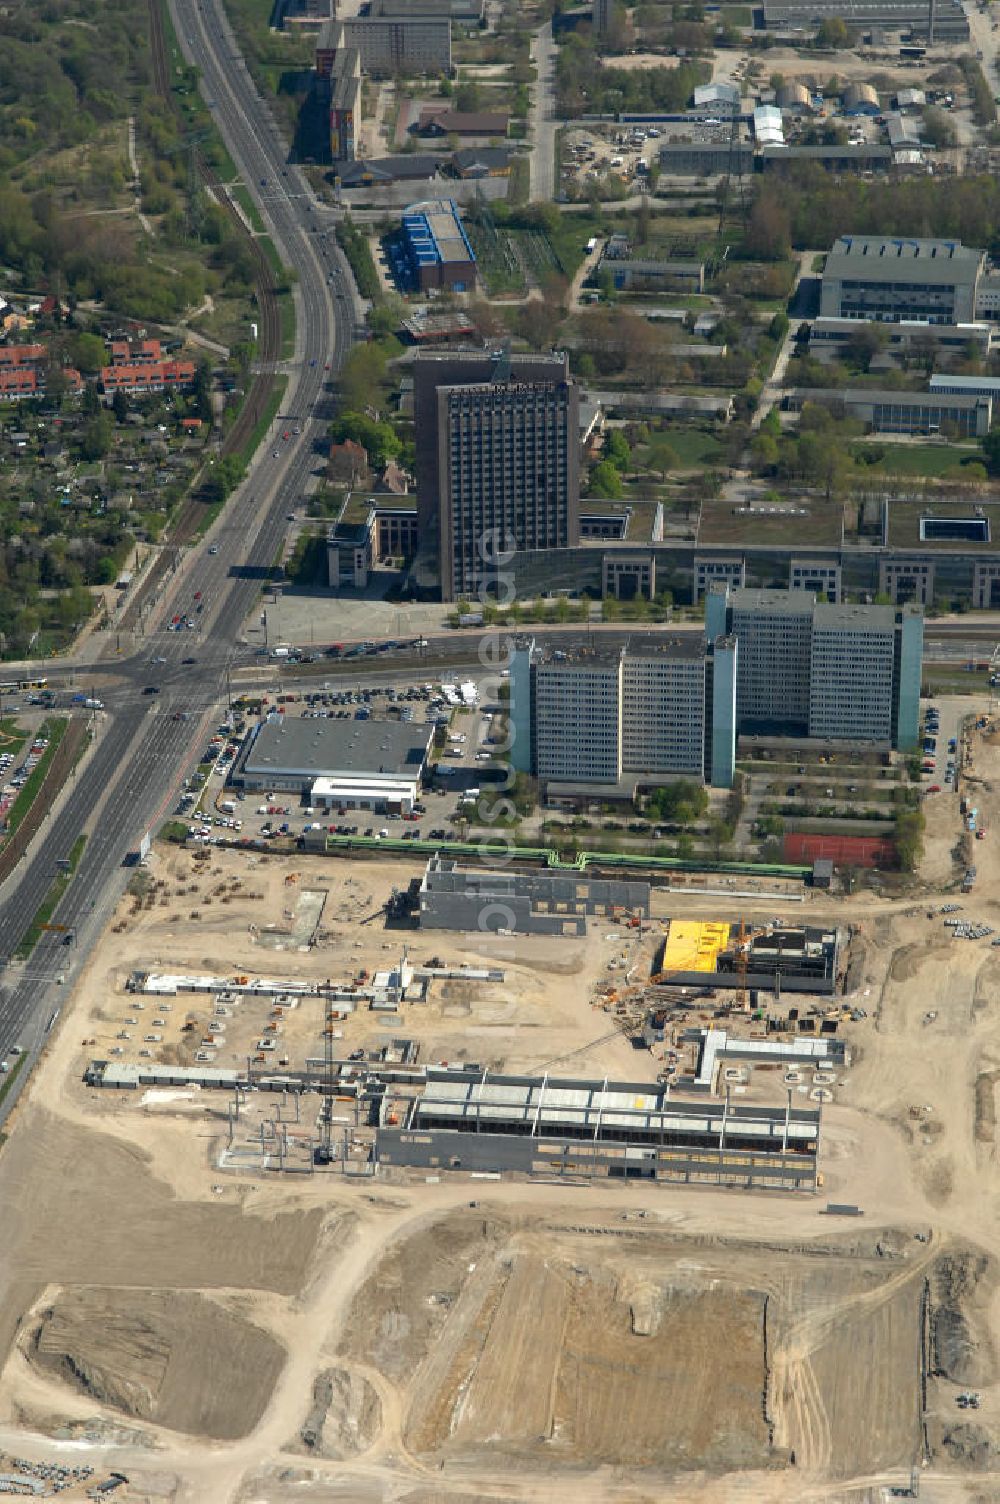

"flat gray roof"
[761,143,892,160]
[929,374,1000,393]
[791,386,990,410]
[244,717,432,779]
[813,601,897,631]
[533,634,705,667]
[826,235,984,284]
[730,587,815,614]
[625,632,706,660]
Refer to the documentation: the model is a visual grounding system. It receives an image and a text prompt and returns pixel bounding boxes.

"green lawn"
[238,377,288,468]
[230,183,265,234]
[5,718,67,839]
[641,427,724,467]
[15,832,86,960]
[853,442,984,478]
[0,1051,27,1110]
[923,664,991,694]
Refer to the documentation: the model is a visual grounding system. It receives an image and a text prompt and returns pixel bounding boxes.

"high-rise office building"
[511,636,720,786]
[706,586,813,734]
[621,646,706,776]
[533,653,622,782]
[413,350,579,601]
[808,603,897,742]
[706,585,922,749]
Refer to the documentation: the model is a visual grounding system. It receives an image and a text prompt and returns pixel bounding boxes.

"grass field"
[464,222,526,296]
[646,427,724,467]
[852,442,984,479]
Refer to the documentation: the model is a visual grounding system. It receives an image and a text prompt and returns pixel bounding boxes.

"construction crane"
[733,919,754,1011]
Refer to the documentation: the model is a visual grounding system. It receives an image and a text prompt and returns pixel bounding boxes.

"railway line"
[121,0,284,633]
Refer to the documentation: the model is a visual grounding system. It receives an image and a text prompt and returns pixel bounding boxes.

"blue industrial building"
[401,198,476,292]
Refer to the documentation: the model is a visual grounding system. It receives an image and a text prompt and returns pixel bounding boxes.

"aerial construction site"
[3,707,1000,1502]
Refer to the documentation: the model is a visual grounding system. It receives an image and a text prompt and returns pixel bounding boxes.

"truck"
[586,236,598,254]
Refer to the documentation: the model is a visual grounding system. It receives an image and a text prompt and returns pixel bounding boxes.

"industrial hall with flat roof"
[233,716,432,812]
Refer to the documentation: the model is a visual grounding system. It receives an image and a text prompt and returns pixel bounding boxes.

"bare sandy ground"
[2,702,1000,1499]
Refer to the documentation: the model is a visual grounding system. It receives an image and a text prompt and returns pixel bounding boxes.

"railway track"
[122,0,284,630]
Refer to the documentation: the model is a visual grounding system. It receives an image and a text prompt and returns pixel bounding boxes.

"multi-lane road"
[0,0,359,1103]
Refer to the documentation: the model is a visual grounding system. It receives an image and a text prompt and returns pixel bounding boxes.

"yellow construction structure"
[661,921,731,974]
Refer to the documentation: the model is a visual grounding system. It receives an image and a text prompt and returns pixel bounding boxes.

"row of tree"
[745,171,1000,263]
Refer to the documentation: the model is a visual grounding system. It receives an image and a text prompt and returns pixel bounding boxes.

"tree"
[80,412,113,460]
[588,459,623,497]
[367,296,406,339]
[846,322,888,372]
[815,15,849,46]
[750,431,779,471]
[645,435,679,479]
[330,410,401,468]
[201,453,244,504]
[921,104,957,148]
[895,808,925,871]
[338,342,390,412]
[67,332,108,374]
[767,311,789,343]
[604,429,631,471]
[706,815,733,860]
[648,780,708,825]
[981,430,1000,476]
[112,387,129,424]
[455,80,483,113]
[744,188,791,260]
[192,360,213,422]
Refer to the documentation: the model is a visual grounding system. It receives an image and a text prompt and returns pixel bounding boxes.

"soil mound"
[30,1287,284,1439]
[300,1367,381,1457]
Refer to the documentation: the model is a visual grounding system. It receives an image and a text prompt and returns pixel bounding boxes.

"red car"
[927,784,942,794]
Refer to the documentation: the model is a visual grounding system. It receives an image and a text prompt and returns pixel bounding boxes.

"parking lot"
[183,679,508,848]
[920,697,964,793]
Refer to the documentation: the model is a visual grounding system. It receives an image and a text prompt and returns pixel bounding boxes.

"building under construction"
[657,920,841,996]
[375,1067,820,1190]
[416,855,650,937]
